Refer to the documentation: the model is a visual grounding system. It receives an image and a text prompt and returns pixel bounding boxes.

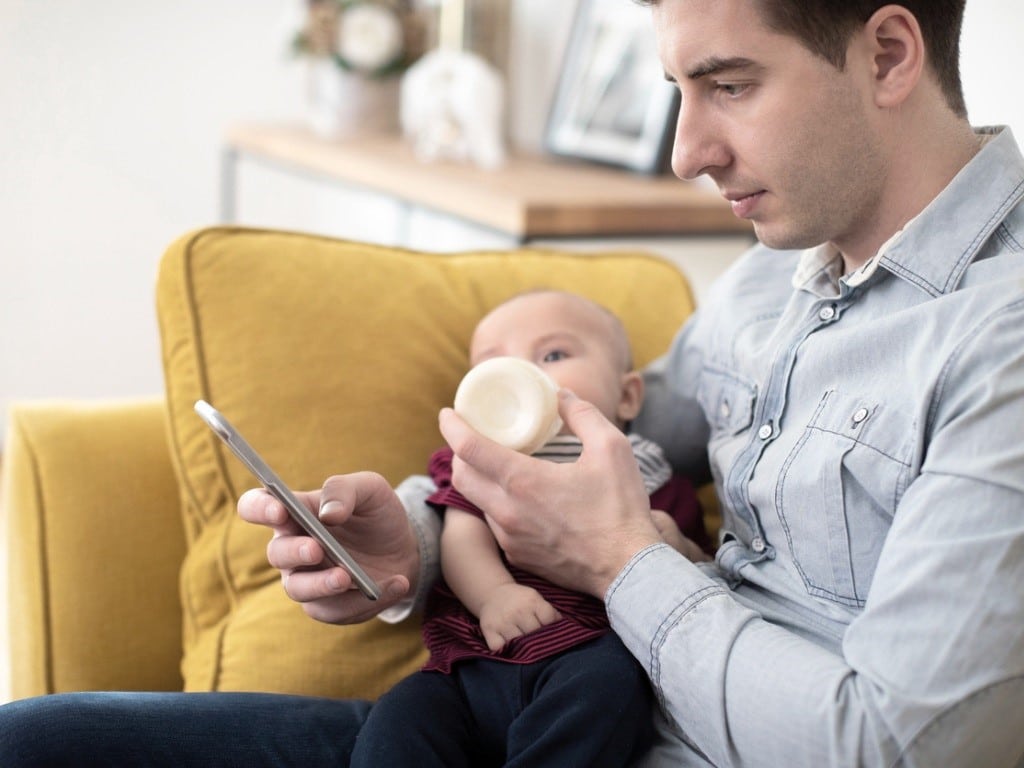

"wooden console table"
[222,122,750,245]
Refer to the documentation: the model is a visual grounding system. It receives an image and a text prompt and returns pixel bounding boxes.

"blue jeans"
[0,638,653,767]
[352,633,654,767]
[0,691,371,767]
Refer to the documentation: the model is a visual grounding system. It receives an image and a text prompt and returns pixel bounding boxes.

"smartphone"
[194,399,381,601]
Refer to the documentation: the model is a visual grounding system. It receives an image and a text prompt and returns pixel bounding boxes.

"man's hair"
[637,0,967,118]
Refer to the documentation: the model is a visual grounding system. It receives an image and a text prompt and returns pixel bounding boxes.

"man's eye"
[716,82,748,97]
[542,350,568,363]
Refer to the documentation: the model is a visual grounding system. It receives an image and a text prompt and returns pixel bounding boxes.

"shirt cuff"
[377,474,441,625]
[606,542,727,672]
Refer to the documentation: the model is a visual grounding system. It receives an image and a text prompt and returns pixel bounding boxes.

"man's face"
[653,0,888,253]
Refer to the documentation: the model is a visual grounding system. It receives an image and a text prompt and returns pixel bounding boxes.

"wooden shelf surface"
[225,122,751,240]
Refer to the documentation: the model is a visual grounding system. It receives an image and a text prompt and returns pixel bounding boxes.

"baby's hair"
[489,288,635,371]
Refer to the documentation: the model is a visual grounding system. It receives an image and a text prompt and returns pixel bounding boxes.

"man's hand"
[439,389,663,599]
[477,583,563,652]
[237,471,419,624]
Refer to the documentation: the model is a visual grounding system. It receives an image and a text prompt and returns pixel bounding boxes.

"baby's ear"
[616,371,645,423]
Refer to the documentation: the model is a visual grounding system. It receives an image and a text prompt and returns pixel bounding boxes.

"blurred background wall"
[1,0,1021,445]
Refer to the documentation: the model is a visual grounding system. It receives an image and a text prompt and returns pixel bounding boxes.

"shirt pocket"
[697,366,757,488]
[775,389,913,608]
[697,366,757,435]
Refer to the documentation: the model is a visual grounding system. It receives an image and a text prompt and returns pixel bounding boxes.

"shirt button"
[720,401,731,418]
[751,537,766,553]
[757,423,773,440]
[818,305,837,321]
[852,407,870,424]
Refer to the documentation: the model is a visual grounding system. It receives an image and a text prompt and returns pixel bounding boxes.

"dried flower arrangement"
[292,0,425,79]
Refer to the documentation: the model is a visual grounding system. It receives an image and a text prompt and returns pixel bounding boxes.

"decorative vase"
[435,0,510,74]
[305,58,401,138]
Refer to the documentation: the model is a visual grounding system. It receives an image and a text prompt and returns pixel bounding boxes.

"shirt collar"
[844,219,911,288]
[793,127,1024,296]
[791,243,844,295]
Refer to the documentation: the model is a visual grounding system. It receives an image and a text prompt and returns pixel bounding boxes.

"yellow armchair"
[3,226,697,702]
[3,398,185,696]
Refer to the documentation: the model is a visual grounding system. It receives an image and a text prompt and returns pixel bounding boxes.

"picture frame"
[544,0,679,175]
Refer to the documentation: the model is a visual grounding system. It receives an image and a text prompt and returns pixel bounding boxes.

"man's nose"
[670,98,731,181]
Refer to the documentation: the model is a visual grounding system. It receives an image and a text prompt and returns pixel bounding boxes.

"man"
[2,1,1021,765]
[266,1,1024,764]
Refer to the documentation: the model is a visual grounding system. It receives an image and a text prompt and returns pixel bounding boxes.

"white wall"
[1,0,302,434]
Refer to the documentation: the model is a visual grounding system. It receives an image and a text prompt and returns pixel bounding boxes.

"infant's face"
[469,292,638,427]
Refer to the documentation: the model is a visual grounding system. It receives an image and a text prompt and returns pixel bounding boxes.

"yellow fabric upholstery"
[2,399,185,698]
[4,225,696,701]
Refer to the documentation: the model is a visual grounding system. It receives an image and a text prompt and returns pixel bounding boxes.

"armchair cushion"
[156,226,696,699]
[2,399,185,698]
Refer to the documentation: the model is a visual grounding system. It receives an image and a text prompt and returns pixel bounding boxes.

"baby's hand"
[478,583,563,652]
[651,509,711,562]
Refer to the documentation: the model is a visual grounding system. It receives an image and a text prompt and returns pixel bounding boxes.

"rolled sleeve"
[377,474,440,624]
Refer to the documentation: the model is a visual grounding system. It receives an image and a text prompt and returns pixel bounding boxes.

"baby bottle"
[453,356,563,454]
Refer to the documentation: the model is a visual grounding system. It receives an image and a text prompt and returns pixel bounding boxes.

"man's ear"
[617,371,645,423]
[863,5,925,109]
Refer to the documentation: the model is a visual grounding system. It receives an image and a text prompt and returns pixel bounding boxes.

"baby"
[351,290,709,767]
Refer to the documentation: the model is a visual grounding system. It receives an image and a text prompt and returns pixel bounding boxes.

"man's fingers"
[266,532,325,571]
[238,488,282,524]
[438,408,518,481]
[238,488,307,534]
[282,565,351,601]
[556,388,618,445]
[319,471,393,523]
[284,566,409,603]
[285,570,411,624]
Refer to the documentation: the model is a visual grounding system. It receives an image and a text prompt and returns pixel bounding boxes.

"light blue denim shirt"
[622,127,1024,766]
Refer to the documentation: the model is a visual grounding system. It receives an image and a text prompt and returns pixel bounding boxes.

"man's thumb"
[557,388,611,439]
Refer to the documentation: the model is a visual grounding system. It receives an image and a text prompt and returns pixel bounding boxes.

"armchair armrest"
[2,398,185,699]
